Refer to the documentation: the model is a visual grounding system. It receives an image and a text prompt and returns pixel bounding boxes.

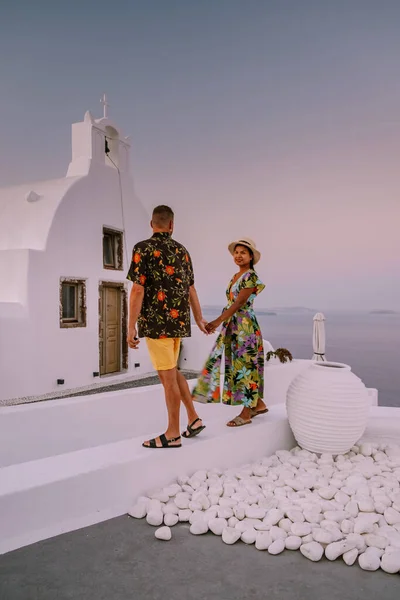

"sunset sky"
[1,0,399,310]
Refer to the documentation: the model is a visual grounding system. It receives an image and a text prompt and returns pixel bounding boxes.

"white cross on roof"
[100,93,109,119]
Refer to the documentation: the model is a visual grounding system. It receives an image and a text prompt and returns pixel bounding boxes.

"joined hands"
[196,318,221,335]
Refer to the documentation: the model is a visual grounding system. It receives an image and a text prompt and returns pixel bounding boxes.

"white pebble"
[208,486,223,498]
[155,526,172,541]
[163,502,179,516]
[174,493,190,510]
[235,520,253,533]
[233,506,246,520]
[318,487,337,500]
[385,507,400,526]
[208,518,227,536]
[189,510,205,524]
[340,519,354,534]
[345,501,359,519]
[335,491,350,506]
[165,484,182,497]
[264,509,284,526]
[278,518,293,533]
[325,540,357,561]
[285,536,302,550]
[128,503,147,519]
[228,517,239,528]
[300,542,324,561]
[146,511,163,527]
[188,477,201,490]
[286,509,305,523]
[380,551,400,574]
[190,520,209,535]
[164,513,179,527]
[291,522,312,537]
[219,497,236,508]
[358,548,381,571]
[346,533,367,552]
[324,511,349,523]
[270,526,287,541]
[268,539,285,555]
[358,497,375,513]
[360,443,373,457]
[218,507,234,520]
[245,506,266,519]
[222,527,241,545]
[241,528,257,544]
[147,499,162,513]
[312,528,335,545]
[193,470,207,482]
[303,508,322,524]
[354,519,375,535]
[254,519,270,531]
[178,509,192,522]
[364,534,388,549]
[204,508,218,521]
[194,493,210,510]
[343,548,359,566]
[319,453,334,464]
[255,532,273,550]
[151,491,170,503]
[209,494,220,507]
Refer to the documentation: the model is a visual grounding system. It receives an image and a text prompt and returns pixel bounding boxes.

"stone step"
[0,404,293,555]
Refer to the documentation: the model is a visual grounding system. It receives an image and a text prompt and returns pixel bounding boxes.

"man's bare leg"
[142,367,181,447]
[176,370,204,434]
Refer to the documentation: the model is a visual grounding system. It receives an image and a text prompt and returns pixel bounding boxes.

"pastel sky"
[1,0,399,310]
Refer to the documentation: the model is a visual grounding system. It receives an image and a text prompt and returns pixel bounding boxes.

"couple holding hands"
[127,205,267,449]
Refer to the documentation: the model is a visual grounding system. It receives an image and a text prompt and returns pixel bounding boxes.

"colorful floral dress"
[192,270,265,408]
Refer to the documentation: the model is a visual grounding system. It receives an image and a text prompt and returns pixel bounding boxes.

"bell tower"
[67,95,131,177]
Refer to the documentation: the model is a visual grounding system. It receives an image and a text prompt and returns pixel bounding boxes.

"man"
[127,205,207,449]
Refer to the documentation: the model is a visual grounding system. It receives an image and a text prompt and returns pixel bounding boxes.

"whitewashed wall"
[0,164,153,401]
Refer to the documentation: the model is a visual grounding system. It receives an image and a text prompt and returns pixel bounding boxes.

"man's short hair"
[152,205,174,227]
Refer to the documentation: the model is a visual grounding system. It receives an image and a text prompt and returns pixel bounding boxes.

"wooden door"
[99,286,121,375]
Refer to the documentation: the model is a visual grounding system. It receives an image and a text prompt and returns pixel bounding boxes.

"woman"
[192,238,267,427]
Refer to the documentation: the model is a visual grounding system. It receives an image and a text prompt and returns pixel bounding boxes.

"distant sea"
[203,309,400,408]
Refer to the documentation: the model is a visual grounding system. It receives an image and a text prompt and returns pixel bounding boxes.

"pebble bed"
[128,442,400,574]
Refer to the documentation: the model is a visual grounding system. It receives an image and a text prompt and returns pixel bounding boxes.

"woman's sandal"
[142,434,182,449]
[227,415,252,427]
[182,418,206,439]
[250,407,269,418]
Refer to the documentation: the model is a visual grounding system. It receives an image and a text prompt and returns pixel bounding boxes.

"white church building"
[0,101,156,403]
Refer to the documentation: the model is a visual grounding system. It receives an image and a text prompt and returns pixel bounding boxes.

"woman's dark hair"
[235,243,254,269]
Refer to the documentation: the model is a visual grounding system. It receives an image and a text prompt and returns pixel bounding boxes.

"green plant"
[266,348,293,364]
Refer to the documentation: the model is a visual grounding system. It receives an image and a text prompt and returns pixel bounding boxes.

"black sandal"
[142,434,182,449]
[182,418,206,439]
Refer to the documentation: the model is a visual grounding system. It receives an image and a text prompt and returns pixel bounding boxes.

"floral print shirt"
[127,232,194,339]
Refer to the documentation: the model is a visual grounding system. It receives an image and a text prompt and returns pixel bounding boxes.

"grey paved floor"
[59,370,199,399]
[3,370,199,407]
[1,517,399,600]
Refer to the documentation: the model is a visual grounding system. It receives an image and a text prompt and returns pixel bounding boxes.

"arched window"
[105,126,120,169]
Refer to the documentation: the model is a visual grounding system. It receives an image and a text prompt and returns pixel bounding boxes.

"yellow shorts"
[145,338,181,371]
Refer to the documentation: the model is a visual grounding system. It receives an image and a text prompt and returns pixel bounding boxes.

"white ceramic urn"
[286,361,370,455]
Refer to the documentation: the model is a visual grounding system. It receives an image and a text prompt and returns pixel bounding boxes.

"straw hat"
[228,237,261,265]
